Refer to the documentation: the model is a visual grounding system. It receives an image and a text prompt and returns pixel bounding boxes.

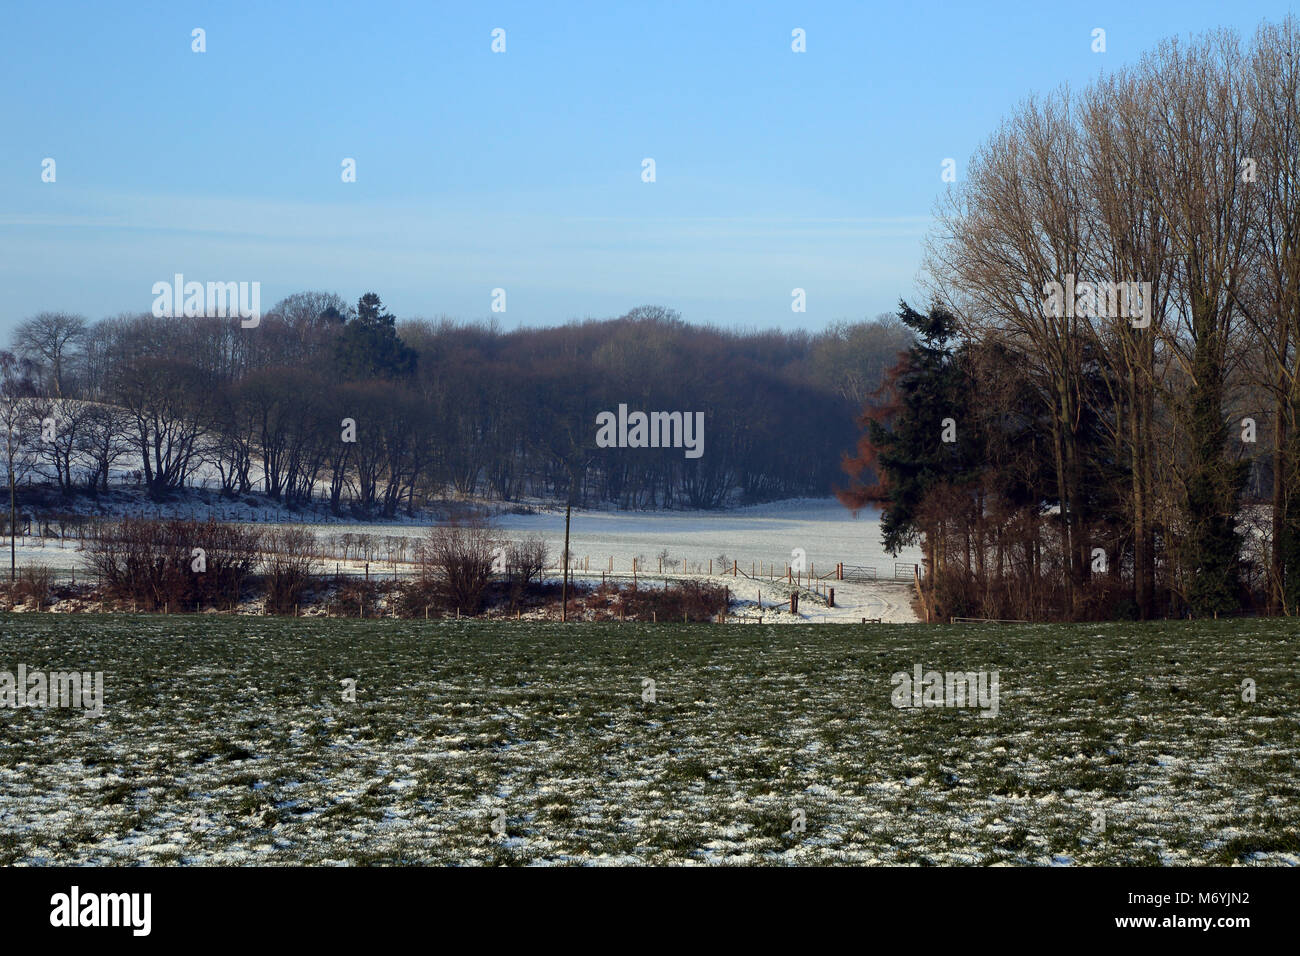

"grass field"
[0,614,1296,865]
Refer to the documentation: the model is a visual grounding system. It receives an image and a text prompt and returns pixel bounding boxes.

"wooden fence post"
[913,566,927,623]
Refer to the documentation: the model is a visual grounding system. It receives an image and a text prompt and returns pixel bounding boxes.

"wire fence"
[5,537,923,596]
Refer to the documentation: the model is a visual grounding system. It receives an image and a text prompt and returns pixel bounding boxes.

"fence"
[2,562,427,590]
[840,565,878,582]
[8,548,925,594]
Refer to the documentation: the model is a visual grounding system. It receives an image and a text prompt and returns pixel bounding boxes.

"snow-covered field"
[1,615,1294,865]
[13,498,924,623]
[496,497,919,575]
[489,498,922,623]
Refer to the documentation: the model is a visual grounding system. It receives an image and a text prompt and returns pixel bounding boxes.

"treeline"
[843,18,1300,621]
[0,299,911,513]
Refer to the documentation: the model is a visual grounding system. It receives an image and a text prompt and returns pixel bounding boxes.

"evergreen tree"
[333,293,417,381]
[839,301,975,555]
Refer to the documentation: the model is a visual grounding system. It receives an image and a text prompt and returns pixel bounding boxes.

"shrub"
[84,518,262,610]
[10,564,55,605]
[393,578,443,618]
[262,528,319,613]
[419,521,499,614]
[503,535,548,608]
[330,580,378,617]
[620,580,729,622]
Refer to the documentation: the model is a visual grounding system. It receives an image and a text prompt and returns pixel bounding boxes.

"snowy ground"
[490,498,922,623]
[1,616,1294,866]
[13,498,923,623]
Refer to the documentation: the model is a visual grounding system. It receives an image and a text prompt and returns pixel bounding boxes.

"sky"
[2,0,1296,335]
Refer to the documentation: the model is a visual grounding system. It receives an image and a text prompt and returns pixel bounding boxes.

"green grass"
[0,614,1296,865]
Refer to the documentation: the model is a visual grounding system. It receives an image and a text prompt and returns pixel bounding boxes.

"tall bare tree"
[13,312,87,398]
[928,90,1096,614]
[1241,16,1300,612]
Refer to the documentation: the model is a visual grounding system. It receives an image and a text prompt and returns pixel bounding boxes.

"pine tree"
[839,301,974,555]
[333,293,417,381]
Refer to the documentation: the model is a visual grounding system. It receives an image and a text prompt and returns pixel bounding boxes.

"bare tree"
[78,403,133,493]
[507,535,549,588]
[263,527,319,612]
[922,24,1273,618]
[1079,66,1179,619]
[1138,31,1258,614]
[1242,16,1300,612]
[29,397,92,495]
[0,352,39,580]
[13,312,87,398]
[113,357,215,498]
[928,89,1096,614]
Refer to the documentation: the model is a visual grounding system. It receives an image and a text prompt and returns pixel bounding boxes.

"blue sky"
[2,0,1295,334]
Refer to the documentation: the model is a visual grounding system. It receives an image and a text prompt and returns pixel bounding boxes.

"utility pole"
[7,424,14,583]
[561,495,572,622]
[559,447,586,624]
[8,458,14,582]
